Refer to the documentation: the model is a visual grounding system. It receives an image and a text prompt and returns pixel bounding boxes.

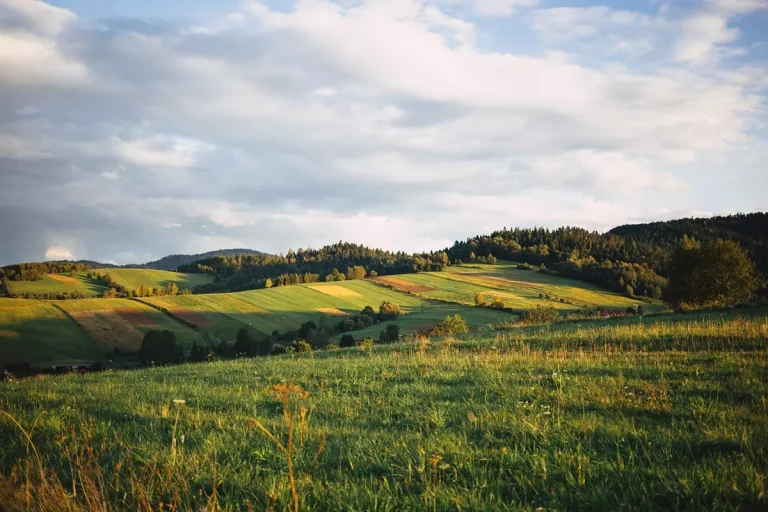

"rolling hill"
[0,261,660,369]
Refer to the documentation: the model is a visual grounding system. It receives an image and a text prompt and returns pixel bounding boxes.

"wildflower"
[173,399,186,405]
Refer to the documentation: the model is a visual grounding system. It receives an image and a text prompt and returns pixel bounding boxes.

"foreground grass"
[1,312,767,511]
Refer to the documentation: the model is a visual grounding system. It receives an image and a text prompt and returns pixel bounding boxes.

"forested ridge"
[446,213,766,298]
[179,242,449,293]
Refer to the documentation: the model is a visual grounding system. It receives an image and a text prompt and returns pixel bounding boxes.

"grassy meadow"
[94,268,215,292]
[0,309,766,511]
[7,273,107,297]
[0,298,100,367]
[7,269,214,297]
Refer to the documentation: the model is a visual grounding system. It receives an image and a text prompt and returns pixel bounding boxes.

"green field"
[0,266,667,369]
[7,269,214,297]
[94,268,215,291]
[0,298,101,367]
[375,262,652,312]
[1,309,765,510]
[56,299,204,355]
[7,273,107,296]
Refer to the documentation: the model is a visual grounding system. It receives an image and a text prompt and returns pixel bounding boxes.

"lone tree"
[664,237,761,309]
[139,330,183,364]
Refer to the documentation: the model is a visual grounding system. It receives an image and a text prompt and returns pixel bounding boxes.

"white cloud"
[0,0,76,36]
[44,246,74,260]
[112,136,206,169]
[0,133,53,160]
[440,0,539,17]
[675,0,768,63]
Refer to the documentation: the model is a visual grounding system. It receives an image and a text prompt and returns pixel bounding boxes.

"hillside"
[1,309,765,510]
[0,263,655,370]
[5,268,215,298]
[132,249,266,271]
[94,268,215,291]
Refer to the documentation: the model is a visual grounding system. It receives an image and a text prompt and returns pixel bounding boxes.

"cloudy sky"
[0,0,766,265]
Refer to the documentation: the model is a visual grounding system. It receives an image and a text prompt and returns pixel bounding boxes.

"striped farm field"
[139,294,269,342]
[56,299,204,354]
[142,280,429,338]
[374,262,653,312]
[0,298,101,367]
[94,268,215,291]
[7,273,107,296]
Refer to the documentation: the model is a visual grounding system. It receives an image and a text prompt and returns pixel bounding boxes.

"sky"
[0,0,766,265]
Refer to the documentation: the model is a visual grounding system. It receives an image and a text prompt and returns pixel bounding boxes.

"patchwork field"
[94,268,215,291]
[374,262,651,312]
[56,299,204,354]
[7,273,107,296]
[0,298,101,367]
[1,309,765,510]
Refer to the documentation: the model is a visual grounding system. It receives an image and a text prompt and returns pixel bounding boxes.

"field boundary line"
[49,302,105,351]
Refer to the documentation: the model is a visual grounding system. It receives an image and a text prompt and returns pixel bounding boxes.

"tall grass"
[1,310,766,510]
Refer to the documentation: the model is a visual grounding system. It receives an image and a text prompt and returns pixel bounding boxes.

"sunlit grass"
[1,309,766,510]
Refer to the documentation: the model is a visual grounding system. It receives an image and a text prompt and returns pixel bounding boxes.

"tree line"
[180,242,450,293]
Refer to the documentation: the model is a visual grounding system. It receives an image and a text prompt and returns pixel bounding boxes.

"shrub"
[358,337,375,349]
[490,296,505,309]
[340,334,355,347]
[379,324,400,343]
[474,293,485,306]
[379,301,401,320]
[429,314,469,336]
[520,305,560,325]
[270,344,286,355]
[361,305,376,318]
[516,263,532,270]
[291,340,312,353]
[325,343,339,350]
[139,330,183,365]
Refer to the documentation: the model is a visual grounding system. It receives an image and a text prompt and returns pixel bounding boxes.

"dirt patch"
[70,311,144,353]
[307,285,362,298]
[115,309,157,327]
[372,276,436,293]
[0,329,19,338]
[315,307,349,316]
[170,308,212,327]
[47,274,79,285]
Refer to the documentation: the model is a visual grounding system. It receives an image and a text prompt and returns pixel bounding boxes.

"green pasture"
[0,309,765,510]
[0,298,101,367]
[94,268,215,291]
[7,273,106,296]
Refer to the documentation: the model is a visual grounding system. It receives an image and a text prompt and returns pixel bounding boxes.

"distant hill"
[130,249,266,271]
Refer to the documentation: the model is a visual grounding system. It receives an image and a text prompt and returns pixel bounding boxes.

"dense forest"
[446,213,767,298]
[179,242,450,293]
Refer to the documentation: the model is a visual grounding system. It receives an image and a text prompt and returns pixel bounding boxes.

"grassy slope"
[0,310,765,510]
[376,262,654,312]
[0,298,101,366]
[56,299,204,353]
[7,273,107,296]
[7,269,214,296]
[94,268,215,291]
